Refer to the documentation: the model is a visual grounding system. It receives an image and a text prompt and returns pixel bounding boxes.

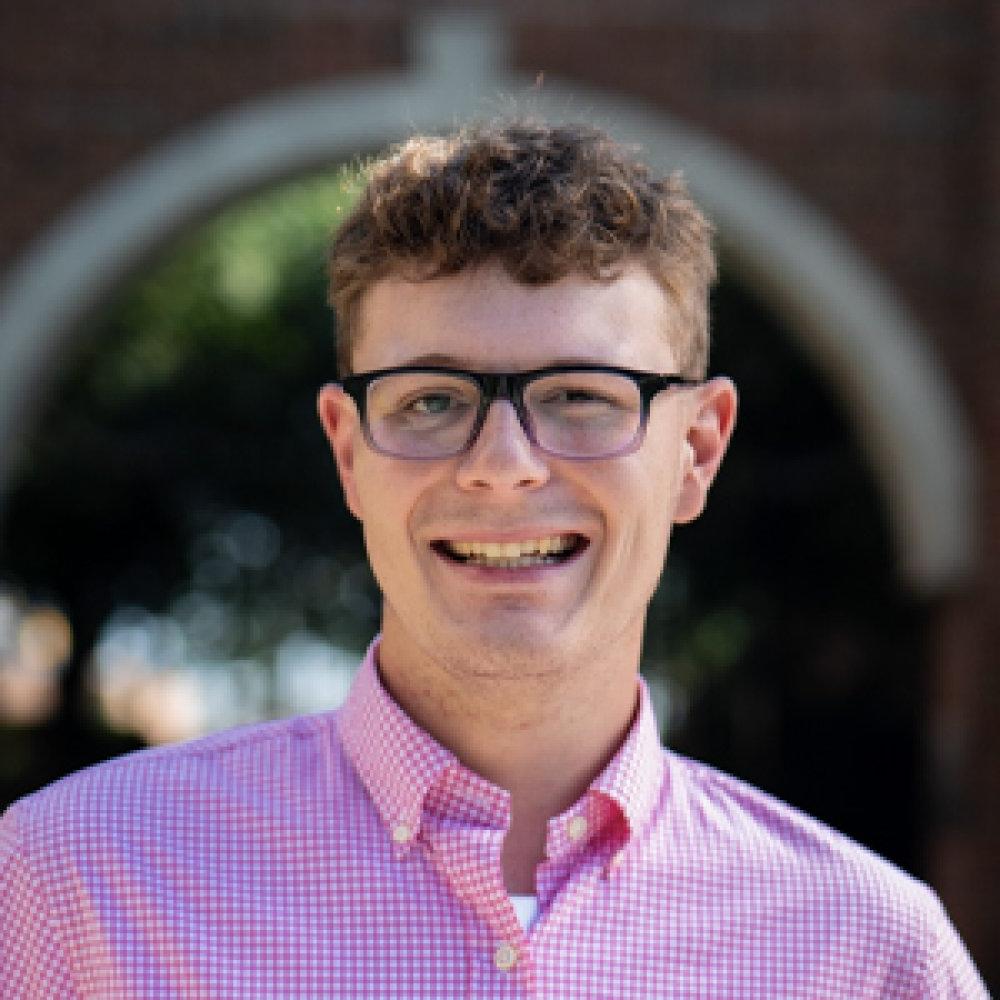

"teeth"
[444,534,577,565]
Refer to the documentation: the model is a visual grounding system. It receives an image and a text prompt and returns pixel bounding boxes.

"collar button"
[391,822,414,844]
[493,941,518,971]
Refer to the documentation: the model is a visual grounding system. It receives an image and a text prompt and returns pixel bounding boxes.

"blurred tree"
[0,171,377,803]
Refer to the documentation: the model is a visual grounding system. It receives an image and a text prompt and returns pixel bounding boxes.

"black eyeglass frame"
[339,364,702,460]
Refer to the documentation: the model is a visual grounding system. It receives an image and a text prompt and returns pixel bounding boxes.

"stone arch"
[0,11,976,594]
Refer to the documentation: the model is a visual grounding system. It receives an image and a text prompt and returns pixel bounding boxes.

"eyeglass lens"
[364,370,644,458]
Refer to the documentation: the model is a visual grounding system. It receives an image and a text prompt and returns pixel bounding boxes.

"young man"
[0,121,988,997]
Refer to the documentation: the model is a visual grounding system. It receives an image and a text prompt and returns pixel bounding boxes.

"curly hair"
[328,119,716,377]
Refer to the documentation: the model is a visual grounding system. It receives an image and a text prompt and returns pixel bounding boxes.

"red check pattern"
[1,638,989,998]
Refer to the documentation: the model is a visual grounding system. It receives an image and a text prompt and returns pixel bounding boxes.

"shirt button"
[493,941,518,971]
[567,815,589,842]
[391,822,413,844]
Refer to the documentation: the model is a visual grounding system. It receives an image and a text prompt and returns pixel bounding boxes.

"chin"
[438,616,582,677]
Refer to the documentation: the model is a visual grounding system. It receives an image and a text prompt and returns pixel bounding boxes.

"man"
[0,120,988,997]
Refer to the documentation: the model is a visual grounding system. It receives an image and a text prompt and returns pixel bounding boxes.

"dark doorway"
[644,274,924,874]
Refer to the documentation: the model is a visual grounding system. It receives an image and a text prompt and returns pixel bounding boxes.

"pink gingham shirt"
[1,639,988,998]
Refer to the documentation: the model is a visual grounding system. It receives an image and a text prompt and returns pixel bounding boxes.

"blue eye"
[410,393,458,415]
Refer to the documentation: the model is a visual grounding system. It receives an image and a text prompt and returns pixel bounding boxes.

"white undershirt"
[509,894,540,930]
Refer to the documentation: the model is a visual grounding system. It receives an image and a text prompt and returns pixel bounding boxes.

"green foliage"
[1,167,377,755]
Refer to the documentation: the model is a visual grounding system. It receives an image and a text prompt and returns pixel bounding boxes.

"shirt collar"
[336,637,456,849]
[587,677,665,840]
[337,635,665,852]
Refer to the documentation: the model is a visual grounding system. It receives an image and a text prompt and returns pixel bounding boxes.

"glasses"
[340,364,701,460]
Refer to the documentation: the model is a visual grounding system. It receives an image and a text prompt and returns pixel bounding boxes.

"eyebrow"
[397,353,471,367]
[394,353,618,369]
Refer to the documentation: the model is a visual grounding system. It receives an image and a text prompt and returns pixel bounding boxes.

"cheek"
[591,458,673,530]
[359,504,425,616]
[350,465,406,566]
[598,466,676,577]
[353,460,437,559]
[353,450,416,519]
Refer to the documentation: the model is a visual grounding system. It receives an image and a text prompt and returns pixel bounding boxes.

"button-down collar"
[337,636,665,863]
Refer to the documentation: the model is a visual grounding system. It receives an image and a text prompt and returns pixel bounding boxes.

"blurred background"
[0,1,997,986]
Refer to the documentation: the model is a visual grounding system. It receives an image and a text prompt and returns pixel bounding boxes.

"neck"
[376,612,642,894]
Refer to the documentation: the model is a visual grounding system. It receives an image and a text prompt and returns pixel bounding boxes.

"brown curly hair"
[328,119,716,377]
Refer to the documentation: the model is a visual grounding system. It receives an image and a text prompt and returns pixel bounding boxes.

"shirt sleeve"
[0,804,80,999]
[911,889,990,1000]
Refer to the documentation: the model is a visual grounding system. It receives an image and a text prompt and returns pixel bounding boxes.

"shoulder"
[660,751,980,985]
[666,749,929,897]
[1,710,353,858]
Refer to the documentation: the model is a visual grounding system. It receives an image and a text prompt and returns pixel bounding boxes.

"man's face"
[318,262,735,676]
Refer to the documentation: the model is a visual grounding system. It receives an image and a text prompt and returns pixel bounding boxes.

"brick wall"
[0,1,406,264]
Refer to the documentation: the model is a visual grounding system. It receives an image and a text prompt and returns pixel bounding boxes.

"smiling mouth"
[433,533,588,568]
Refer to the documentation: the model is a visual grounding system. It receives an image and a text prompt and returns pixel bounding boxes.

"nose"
[455,399,550,492]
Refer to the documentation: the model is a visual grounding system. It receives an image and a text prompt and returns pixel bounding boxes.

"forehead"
[353,261,681,372]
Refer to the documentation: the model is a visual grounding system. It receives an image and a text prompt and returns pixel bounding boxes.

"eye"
[542,387,619,408]
[409,393,459,415]
[390,387,476,423]
[557,389,610,404]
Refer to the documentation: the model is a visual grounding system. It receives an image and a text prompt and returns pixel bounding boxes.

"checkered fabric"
[1,637,988,998]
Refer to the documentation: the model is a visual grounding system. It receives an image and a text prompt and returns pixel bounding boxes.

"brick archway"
[0,12,976,594]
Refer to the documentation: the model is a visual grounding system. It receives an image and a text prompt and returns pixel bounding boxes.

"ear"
[317,384,365,520]
[673,376,738,524]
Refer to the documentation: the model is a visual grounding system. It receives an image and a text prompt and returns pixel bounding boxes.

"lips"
[433,533,587,568]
